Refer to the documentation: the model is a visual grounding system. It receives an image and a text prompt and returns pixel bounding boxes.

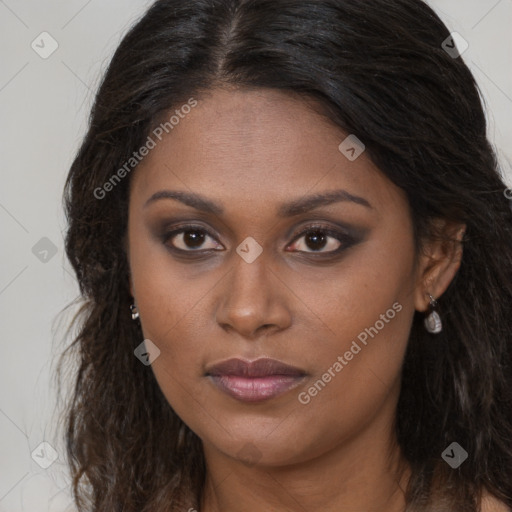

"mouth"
[205,357,307,403]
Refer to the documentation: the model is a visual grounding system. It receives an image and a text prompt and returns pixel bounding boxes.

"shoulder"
[481,491,510,512]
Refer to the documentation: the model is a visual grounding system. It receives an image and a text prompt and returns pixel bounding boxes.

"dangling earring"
[424,293,442,334]
[130,303,139,320]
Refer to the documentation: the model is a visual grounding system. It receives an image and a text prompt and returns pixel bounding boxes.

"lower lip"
[209,375,305,402]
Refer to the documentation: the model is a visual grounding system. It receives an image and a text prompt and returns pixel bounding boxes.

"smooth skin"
[127,87,470,512]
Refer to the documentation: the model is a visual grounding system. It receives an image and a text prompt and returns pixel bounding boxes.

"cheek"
[128,218,214,343]
[288,230,416,419]
[127,234,222,409]
[290,234,415,352]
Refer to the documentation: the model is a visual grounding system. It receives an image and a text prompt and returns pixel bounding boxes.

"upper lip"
[205,357,307,378]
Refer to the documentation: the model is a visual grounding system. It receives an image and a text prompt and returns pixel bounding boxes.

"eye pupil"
[305,230,327,251]
[183,230,205,248]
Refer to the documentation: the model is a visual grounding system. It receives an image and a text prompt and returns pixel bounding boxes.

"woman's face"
[127,87,426,467]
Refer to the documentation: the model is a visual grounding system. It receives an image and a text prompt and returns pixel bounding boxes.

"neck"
[200,408,410,512]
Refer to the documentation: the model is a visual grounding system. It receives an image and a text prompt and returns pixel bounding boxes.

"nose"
[214,251,292,339]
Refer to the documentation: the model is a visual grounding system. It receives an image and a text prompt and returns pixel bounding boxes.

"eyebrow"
[143,189,372,216]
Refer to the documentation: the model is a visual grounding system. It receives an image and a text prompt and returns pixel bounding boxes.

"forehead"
[129,87,403,215]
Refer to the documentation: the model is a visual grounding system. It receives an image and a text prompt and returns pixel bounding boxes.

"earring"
[424,293,442,334]
[130,304,139,320]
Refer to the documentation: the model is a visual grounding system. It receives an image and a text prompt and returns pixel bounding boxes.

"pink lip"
[206,358,307,402]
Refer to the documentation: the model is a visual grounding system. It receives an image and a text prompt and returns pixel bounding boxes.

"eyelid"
[285,223,355,255]
[289,223,348,243]
[160,221,358,255]
[161,223,221,250]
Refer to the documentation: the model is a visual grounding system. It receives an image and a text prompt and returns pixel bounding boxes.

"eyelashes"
[162,224,222,253]
[160,223,359,258]
[288,225,352,254]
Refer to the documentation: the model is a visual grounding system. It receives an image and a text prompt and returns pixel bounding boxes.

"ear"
[413,218,466,312]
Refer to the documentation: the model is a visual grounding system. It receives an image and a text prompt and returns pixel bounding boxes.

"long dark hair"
[58,0,512,510]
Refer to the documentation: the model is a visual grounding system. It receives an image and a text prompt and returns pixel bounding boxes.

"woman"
[58,0,512,510]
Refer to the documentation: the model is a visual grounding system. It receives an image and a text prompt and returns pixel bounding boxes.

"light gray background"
[1,1,511,510]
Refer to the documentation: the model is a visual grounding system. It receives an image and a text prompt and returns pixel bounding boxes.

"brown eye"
[163,226,223,252]
[288,225,354,254]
